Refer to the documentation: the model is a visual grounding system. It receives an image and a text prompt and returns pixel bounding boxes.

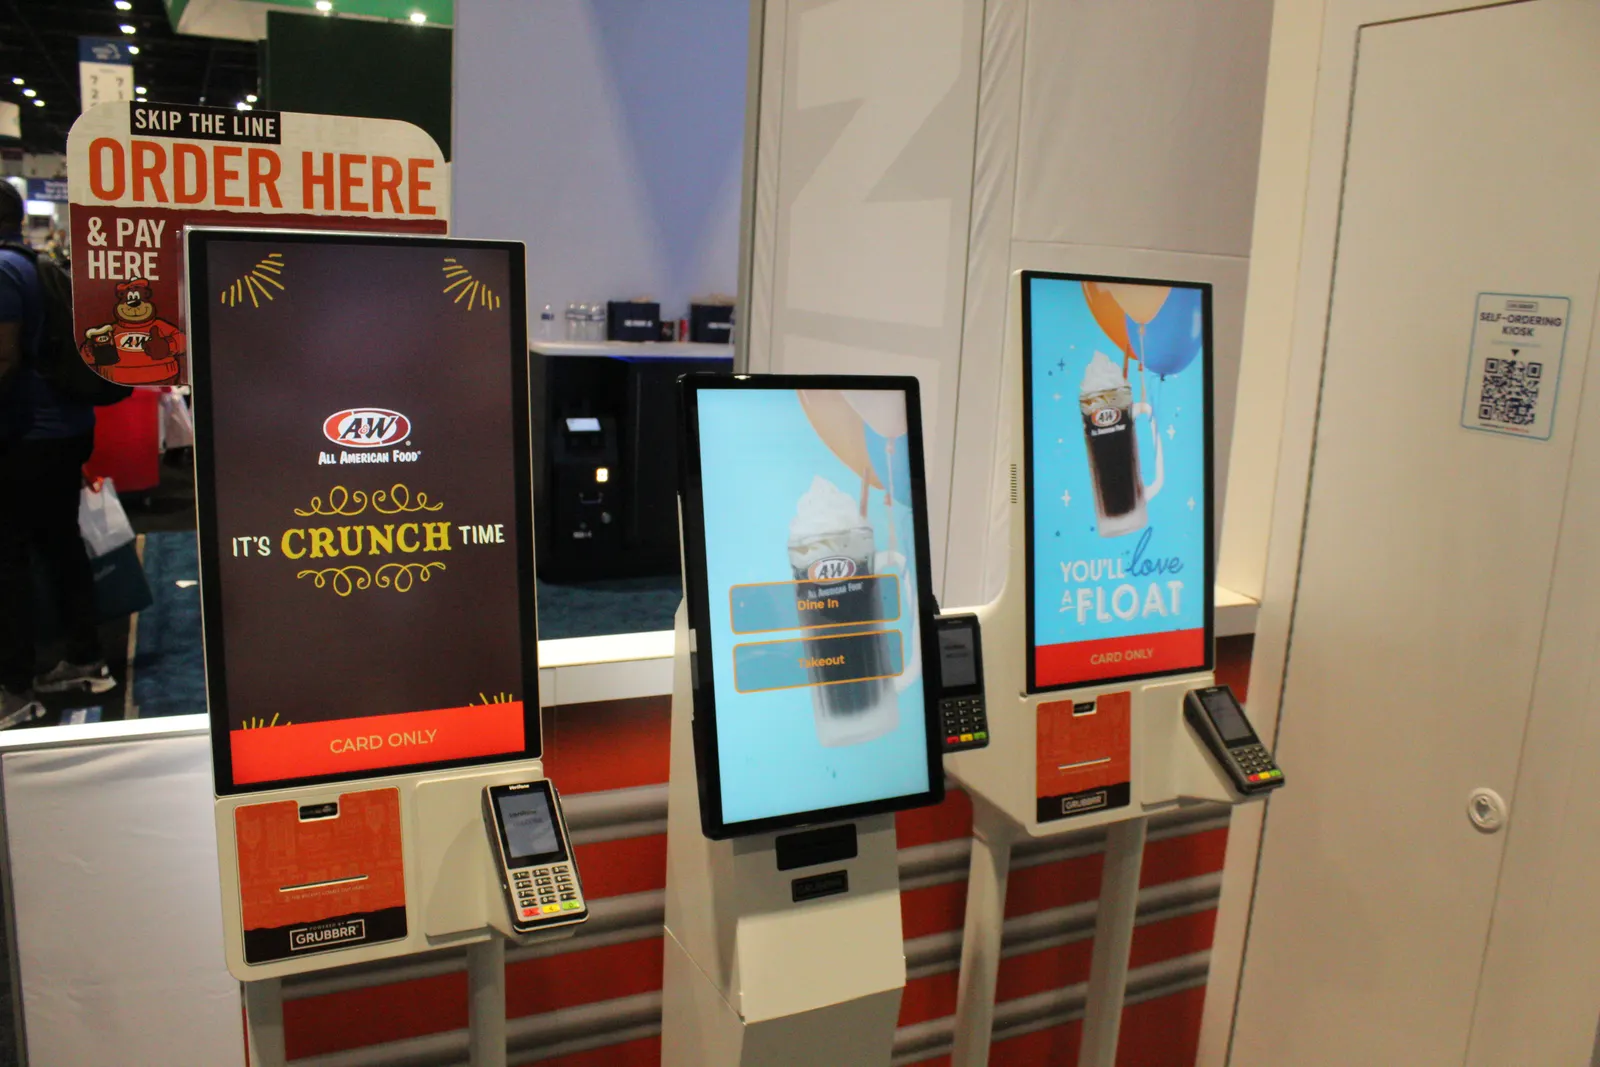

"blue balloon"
[1127,288,1203,378]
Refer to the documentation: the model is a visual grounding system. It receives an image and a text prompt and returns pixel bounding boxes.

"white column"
[950,797,1018,1067]
[242,979,286,1067]
[467,935,508,1067]
[1079,816,1148,1067]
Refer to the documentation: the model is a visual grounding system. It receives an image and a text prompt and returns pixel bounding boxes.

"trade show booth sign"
[188,231,535,794]
[67,101,450,386]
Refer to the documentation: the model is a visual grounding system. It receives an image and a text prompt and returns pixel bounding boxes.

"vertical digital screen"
[191,233,537,793]
[1203,691,1254,744]
[497,790,563,863]
[937,626,977,689]
[694,387,932,827]
[1024,273,1212,691]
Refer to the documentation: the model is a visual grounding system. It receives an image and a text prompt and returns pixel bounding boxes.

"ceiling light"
[119,23,136,34]
[127,45,140,55]
[22,89,35,98]
[246,93,257,103]
[32,100,44,108]
[9,78,21,86]
[135,86,147,95]
[409,10,426,23]
[315,0,332,10]
[236,102,252,111]
[115,0,133,9]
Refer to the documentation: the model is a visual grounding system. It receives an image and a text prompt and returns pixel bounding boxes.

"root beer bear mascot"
[80,279,186,386]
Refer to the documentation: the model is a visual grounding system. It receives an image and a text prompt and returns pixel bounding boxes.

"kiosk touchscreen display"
[1022,272,1214,692]
[189,231,538,794]
[682,378,943,837]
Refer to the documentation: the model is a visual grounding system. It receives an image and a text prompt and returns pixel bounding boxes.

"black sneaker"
[33,660,117,695]
[0,687,46,730]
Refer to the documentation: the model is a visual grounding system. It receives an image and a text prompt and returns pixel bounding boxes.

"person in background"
[0,181,114,723]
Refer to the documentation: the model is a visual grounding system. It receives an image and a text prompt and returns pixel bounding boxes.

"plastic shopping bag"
[159,390,194,450]
[79,477,136,558]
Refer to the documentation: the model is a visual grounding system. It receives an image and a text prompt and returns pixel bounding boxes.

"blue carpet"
[535,577,682,639]
[132,532,206,718]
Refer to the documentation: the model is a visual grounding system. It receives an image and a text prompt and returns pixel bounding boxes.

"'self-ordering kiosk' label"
[189,230,539,795]
[679,377,944,839]
[1021,273,1214,692]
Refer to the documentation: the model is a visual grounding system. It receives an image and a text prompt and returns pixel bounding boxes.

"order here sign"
[67,101,450,387]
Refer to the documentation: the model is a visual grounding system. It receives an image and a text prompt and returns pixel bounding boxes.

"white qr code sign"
[1462,293,1571,441]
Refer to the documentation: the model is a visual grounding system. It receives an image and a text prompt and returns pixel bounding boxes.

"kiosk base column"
[950,797,1016,1067]
[1079,816,1147,1067]
[243,979,286,1067]
[467,935,508,1067]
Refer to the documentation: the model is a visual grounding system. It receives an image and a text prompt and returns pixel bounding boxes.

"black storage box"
[607,301,661,342]
[689,303,734,344]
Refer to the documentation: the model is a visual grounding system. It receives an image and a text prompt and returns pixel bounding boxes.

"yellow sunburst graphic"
[441,257,502,311]
[220,253,286,308]
[241,712,292,728]
[474,692,516,705]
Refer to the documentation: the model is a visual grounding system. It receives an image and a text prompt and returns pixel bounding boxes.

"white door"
[1230,2,1600,1064]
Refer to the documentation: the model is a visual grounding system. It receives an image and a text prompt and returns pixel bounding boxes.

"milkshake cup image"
[1080,351,1147,537]
[787,476,898,747]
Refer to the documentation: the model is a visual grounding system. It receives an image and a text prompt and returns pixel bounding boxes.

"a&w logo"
[807,556,858,581]
[324,408,411,449]
[1091,407,1121,428]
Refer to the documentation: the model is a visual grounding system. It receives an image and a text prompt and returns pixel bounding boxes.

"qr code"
[1478,357,1543,426]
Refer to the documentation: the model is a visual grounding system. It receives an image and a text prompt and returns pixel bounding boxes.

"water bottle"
[590,302,607,341]
[565,302,581,341]
[539,304,556,341]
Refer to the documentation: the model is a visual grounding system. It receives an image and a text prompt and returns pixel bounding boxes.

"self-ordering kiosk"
[939,270,1280,1067]
[661,375,948,1066]
[188,230,588,1067]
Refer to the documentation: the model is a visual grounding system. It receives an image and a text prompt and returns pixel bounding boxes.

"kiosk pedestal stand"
[661,607,908,1067]
[940,271,1281,1067]
[241,937,512,1067]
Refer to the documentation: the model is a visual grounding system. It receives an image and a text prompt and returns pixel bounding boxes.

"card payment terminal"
[935,614,988,752]
[483,780,589,934]
[1183,685,1284,795]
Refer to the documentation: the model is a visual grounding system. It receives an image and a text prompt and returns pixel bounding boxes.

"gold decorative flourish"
[220,253,286,308]
[293,485,370,517]
[241,713,292,728]
[296,562,446,596]
[374,561,446,592]
[370,484,443,514]
[474,692,516,705]
[296,566,374,597]
[293,483,443,517]
[441,256,502,311]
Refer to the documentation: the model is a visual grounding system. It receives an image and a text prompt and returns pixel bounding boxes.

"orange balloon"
[798,390,884,493]
[1101,282,1170,326]
[1082,282,1135,359]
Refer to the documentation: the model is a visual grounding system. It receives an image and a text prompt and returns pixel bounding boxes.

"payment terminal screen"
[498,791,561,862]
[695,388,931,826]
[1024,273,1212,691]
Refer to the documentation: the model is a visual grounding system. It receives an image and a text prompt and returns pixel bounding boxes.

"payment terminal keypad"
[1232,744,1283,787]
[511,861,586,924]
[941,695,989,752]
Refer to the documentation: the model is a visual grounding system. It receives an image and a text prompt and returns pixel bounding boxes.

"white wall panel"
[745,0,986,595]
[453,0,748,321]
[942,0,1272,606]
